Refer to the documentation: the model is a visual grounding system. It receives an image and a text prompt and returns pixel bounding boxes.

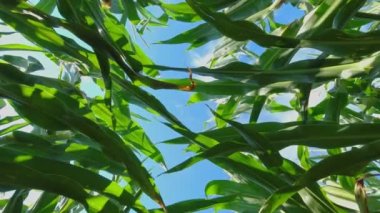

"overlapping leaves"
[1,0,380,212]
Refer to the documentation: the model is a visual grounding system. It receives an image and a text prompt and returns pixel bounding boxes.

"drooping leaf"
[159,23,220,49]
[163,122,380,150]
[0,55,44,73]
[205,180,270,212]
[260,140,380,212]
[0,3,98,70]
[91,96,166,166]
[164,141,249,174]
[0,161,121,212]
[0,145,145,211]
[149,195,236,213]
[112,74,185,128]
[186,0,299,48]
[210,108,283,168]
[0,68,163,208]
[151,54,378,86]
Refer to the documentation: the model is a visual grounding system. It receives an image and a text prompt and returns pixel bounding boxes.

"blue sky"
[127,12,229,210]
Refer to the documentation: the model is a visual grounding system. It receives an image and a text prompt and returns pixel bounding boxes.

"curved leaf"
[186,0,299,48]
[0,146,145,211]
[210,109,283,168]
[0,76,163,208]
[260,140,380,212]
[149,195,236,213]
[163,122,380,150]
[164,142,249,174]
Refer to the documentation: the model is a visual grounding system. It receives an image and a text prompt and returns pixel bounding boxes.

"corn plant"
[1,0,380,212]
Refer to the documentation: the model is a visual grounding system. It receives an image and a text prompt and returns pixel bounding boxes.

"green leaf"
[186,0,298,48]
[153,54,377,86]
[214,158,287,192]
[206,180,270,198]
[11,135,125,176]
[258,21,301,70]
[215,96,239,128]
[323,180,358,211]
[0,145,146,212]
[3,189,28,213]
[162,78,261,96]
[210,37,249,65]
[30,192,59,213]
[250,95,267,123]
[135,1,168,26]
[164,122,380,150]
[260,140,380,212]
[125,0,141,24]
[35,0,57,14]
[164,142,249,174]
[161,2,200,22]
[0,99,6,109]
[112,74,185,128]
[187,92,216,104]
[159,23,220,49]
[0,44,44,52]
[94,49,114,128]
[0,55,44,73]
[54,0,186,91]
[301,30,380,56]
[266,99,293,113]
[0,3,99,70]
[26,56,44,72]
[0,71,163,208]
[297,146,312,170]
[91,96,166,167]
[0,122,29,136]
[192,0,240,10]
[324,83,348,122]
[333,0,367,29]
[269,122,380,149]
[0,162,91,211]
[149,195,236,213]
[210,109,283,168]
[163,122,218,150]
[160,0,274,49]
[2,0,380,212]
[205,180,269,212]
[297,0,347,36]
[56,0,155,76]
[0,55,28,70]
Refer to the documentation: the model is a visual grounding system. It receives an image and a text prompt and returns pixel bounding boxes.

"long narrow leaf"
[260,140,380,212]
[0,146,146,211]
[0,78,163,208]
[210,109,283,168]
[186,0,298,48]
[164,142,249,174]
